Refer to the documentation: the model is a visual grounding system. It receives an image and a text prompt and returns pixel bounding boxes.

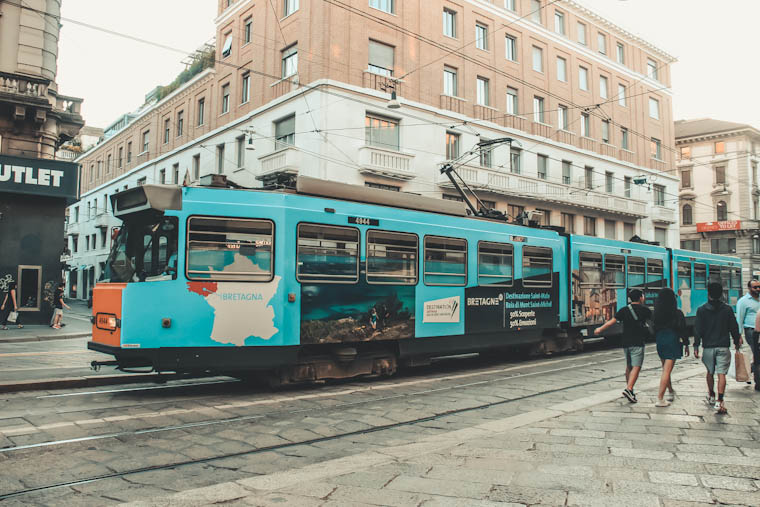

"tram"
[88,176,742,382]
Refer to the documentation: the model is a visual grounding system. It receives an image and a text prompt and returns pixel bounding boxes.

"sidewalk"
[126,366,760,507]
[0,299,92,344]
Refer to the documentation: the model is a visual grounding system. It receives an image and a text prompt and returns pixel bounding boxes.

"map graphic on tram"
[186,277,281,346]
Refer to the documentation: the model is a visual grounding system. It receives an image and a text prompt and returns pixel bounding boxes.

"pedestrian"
[695,281,742,414]
[737,279,760,388]
[753,310,760,391]
[51,283,70,329]
[594,289,650,403]
[0,281,23,330]
[653,287,688,407]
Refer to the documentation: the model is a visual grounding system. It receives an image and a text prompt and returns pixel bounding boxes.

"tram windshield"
[104,215,179,283]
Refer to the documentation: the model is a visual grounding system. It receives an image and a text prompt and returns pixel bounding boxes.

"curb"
[0,373,179,394]
[0,332,90,344]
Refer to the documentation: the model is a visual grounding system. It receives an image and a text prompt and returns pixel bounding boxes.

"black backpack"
[628,304,655,339]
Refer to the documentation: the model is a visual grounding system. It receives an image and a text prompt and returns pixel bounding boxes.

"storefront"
[0,155,79,324]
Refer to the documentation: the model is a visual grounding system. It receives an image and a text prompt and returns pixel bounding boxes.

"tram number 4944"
[349,216,379,226]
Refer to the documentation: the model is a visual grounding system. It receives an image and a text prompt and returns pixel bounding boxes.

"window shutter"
[368,40,394,70]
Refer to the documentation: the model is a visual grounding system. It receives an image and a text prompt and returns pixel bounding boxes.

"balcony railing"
[440,94,466,114]
[555,130,576,146]
[599,143,617,158]
[93,213,109,229]
[473,104,500,123]
[362,71,395,93]
[579,137,597,152]
[651,206,676,223]
[500,114,528,132]
[649,158,667,172]
[64,221,80,236]
[619,149,635,164]
[358,145,416,180]
[257,145,301,179]
[0,71,48,100]
[271,75,299,98]
[438,165,649,218]
[531,121,553,138]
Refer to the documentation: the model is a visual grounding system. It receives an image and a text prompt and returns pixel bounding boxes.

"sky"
[57,1,216,129]
[55,0,759,129]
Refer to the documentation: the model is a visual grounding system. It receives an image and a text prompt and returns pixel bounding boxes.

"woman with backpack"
[653,287,689,407]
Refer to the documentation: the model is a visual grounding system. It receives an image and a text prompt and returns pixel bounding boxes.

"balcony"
[649,158,667,172]
[362,71,395,93]
[579,137,597,152]
[531,121,553,138]
[358,146,416,180]
[555,130,576,146]
[651,206,676,223]
[64,221,80,236]
[598,143,616,158]
[93,213,109,229]
[437,165,648,218]
[271,75,299,98]
[500,114,528,132]
[257,146,301,180]
[0,71,49,104]
[619,149,635,164]
[473,104,500,123]
[134,151,153,166]
[439,94,466,114]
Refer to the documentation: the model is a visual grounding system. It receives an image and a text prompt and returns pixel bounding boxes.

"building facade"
[66,0,679,299]
[676,118,760,280]
[0,0,83,322]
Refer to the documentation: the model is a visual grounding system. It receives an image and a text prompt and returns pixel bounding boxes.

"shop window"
[17,265,41,311]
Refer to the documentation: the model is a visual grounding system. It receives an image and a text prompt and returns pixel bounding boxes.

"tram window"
[677,262,692,289]
[721,266,732,286]
[604,254,625,288]
[187,217,273,281]
[424,236,467,286]
[646,259,664,288]
[732,268,741,289]
[708,265,721,284]
[579,252,602,288]
[296,224,359,283]
[523,246,553,287]
[366,230,418,285]
[478,242,513,287]
[628,257,645,288]
[694,263,707,289]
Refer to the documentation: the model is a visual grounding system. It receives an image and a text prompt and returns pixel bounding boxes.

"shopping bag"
[7,311,17,323]
[735,349,750,383]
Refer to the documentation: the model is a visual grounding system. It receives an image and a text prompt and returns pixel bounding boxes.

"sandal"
[716,404,728,415]
[17,324,23,329]
[1,326,7,330]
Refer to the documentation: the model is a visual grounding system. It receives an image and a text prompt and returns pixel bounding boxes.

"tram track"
[0,345,622,444]
[0,348,653,500]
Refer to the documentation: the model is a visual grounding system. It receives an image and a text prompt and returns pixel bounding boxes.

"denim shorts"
[702,347,731,375]
[624,346,645,367]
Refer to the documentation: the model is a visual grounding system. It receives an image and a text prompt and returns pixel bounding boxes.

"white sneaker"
[705,395,715,406]
[666,390,676,402]
[655,398,670,407]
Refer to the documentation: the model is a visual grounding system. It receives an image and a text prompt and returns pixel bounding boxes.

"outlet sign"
[0,155,78,199]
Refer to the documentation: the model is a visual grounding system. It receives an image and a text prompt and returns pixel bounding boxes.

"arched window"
[716,200,728,221]
[682,204,693,225]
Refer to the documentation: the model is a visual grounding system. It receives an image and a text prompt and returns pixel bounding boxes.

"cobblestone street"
[1,342,759,506]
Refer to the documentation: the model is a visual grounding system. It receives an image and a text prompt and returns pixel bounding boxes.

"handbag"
[7,311,18,323]
[735,348,751,383]
[628,304,654,339]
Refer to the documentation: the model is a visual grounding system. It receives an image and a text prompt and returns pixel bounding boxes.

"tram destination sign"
[0,155,78,199]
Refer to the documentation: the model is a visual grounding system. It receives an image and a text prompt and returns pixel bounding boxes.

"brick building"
[66,0,679,298]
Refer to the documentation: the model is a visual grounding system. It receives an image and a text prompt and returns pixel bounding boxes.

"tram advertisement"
[464,276,558,334]
[299,283,415,344]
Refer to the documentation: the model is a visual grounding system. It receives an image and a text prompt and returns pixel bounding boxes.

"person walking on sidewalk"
[0,281,23,330]
[594,289,650,403]
[737,279,760,388]
[653,287,688,407]
[51,283,70,330]
[695,282,742,414]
